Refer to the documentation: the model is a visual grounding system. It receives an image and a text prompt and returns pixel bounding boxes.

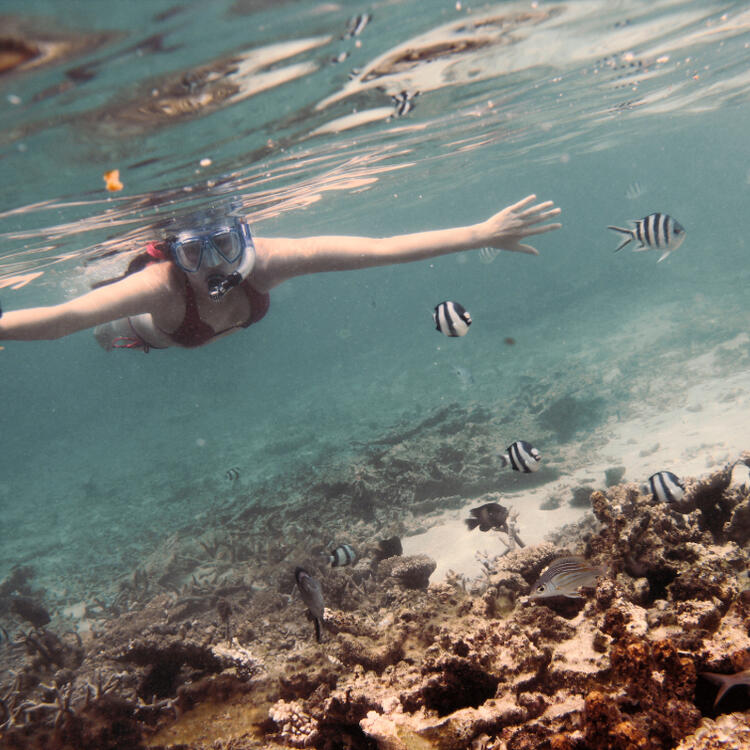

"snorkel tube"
[206,219,255,302]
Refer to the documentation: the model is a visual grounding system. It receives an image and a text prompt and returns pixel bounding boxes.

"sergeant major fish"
[608,212,685,262]
[641,470,685,503]
[344,13,371,38]
[433,301,472,337]
[327,543,357,567]
[294,567,325,642]
[529,556,605,601]
[500,440,541,473]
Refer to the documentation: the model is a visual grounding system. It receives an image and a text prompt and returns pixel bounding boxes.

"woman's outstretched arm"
[0,262,176,341]
[252,195,561,290]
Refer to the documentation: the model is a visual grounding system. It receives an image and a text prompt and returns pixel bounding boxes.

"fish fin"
[608,226,634,253]
[465,518,480,531]
[479,524,491,532]
[499,454,510,468]
[313,617,322,643]
[657,250,670,262]
[632,245,651,252]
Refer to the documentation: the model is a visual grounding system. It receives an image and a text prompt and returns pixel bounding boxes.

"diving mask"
[170,219,255,301]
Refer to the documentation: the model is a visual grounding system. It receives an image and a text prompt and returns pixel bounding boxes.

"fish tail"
[465,518,480,531]
[499,454,510,468]
[701,672,735,707]
[608,225,634,252]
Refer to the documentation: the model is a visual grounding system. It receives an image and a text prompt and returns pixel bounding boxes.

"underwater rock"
[378,554,436,589]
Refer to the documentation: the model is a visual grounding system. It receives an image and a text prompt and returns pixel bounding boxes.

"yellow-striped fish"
[529,556,605,601]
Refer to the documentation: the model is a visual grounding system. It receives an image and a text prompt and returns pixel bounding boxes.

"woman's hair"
[90,241,171,289]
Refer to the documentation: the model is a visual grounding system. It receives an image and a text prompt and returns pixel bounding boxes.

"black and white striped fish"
[641,471,685,503]
[529,556,605,601]
[500,440,541,473]
[608,212,685,262]
[391,91,418,117]
[327,543,357,567]
[344,13,371,38]
[226,467,240,481]
[433,301,472,337]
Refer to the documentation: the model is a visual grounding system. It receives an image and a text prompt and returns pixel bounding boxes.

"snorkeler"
[0,195,560,352]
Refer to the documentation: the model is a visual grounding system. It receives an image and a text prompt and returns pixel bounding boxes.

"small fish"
[433,301,472,337]
[529,556,605,601]
[226,467,240,481]
[344,13,371,38]
[331,51,349,64]
[294,567,325,642]
[327,543,357,567]
[503,337,516,346]
[391,91,418,117]
[453,366,475,390]
[376,536,402,560]
[624,181,647,200]
[608,212,686,262]
[478,247,500,264]
[701,669,750,707]
[641,471,684,503]
[465,502,509,532]
[500,441,541,473]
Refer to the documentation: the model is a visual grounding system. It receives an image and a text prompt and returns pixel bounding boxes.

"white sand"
[404,334,750,582]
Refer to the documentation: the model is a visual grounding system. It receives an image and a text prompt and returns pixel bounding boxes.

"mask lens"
[211,229,242,262]
[174,238,204,272]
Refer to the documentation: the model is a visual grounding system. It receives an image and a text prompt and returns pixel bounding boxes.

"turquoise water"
[1,1,749,600]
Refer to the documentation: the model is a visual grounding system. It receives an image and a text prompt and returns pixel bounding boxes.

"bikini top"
[167,274,270,348]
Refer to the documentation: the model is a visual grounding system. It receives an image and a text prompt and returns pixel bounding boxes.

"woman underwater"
[0,195,560,352]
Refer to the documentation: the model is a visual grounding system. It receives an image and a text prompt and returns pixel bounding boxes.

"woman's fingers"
[521,221,563,236]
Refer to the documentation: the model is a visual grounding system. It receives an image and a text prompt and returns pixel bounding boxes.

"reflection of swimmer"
[0,195,560,352]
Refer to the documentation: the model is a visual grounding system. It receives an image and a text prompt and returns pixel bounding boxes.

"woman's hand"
[480,195,562,255]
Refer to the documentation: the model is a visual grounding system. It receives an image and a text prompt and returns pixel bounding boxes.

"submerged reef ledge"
[1,447,749,749]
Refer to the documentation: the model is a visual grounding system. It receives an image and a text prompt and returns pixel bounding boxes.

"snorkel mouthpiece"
[207,271,242,302]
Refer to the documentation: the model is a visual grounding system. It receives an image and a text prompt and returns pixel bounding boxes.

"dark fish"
[701,669,750,707]
[10,596,51,628]
[327,543,357,567]
[465,502,509,532]
[376,536,402,560]
[608,212,686,262]
[500,441,541,473]
[391,91,418,117]
[294,567,325,642]
[344,13,371,38]
[641,471,684,503]
[529,556,605,601]
[504,337,516,346]
[433,301,472,337]
[226,467,240,481]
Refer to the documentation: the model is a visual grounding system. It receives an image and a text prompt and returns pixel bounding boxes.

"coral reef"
[1,409,748,750]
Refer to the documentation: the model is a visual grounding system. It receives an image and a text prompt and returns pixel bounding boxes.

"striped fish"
[433,301,472,337]
[391,91,418,117]
[344,13,371,38]
[500,440,541,473]
[529,556,605,601]
[701,669,750,707]
[641,471,684,503]
[608,212,685,262]
[327,543,357,567]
